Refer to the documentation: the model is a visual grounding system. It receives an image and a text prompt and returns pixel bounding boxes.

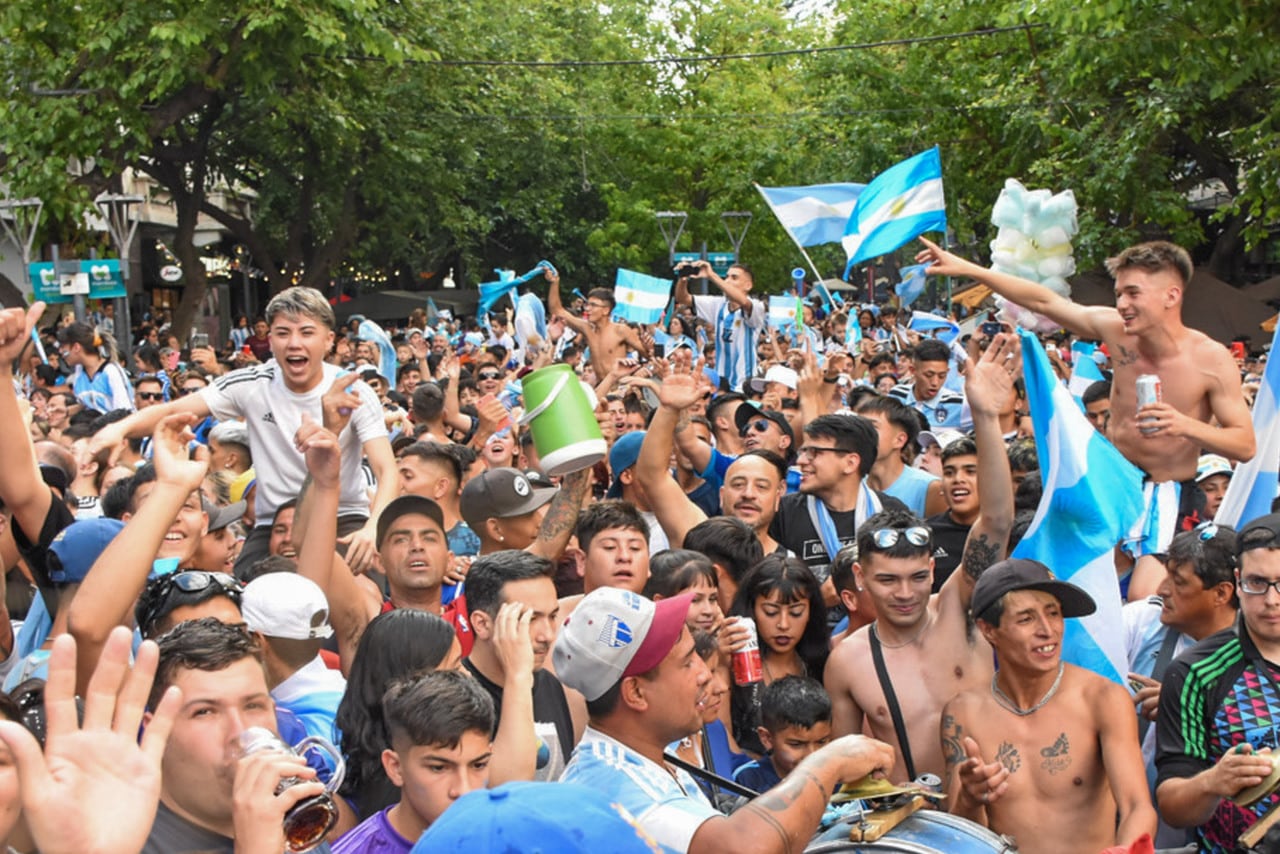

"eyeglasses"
[796,445,853,459]
[1239,575,1280,597]
[870,526,932,549]
[139,571,243,637]
[138,391,165,401]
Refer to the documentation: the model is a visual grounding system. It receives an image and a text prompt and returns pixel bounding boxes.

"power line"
[349,24,1042,69]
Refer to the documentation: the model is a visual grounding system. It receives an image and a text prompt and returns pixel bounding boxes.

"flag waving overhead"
[613,270,672,324]
[842,147,947,270]
[895,263,930,308]
[756,183,866,247]
[1216,324,1280,527]
[768,295,803,333]
[1012,330,1145,685]
[907,310,960,345]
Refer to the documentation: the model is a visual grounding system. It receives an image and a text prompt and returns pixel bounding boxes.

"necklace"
[871,612,933,650]
[990,662,1066,716]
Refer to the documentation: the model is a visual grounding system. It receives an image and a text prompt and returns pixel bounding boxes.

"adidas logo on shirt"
[262,411,276,424]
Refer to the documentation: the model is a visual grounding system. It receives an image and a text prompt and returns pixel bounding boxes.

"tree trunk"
[1205,212,1247,284]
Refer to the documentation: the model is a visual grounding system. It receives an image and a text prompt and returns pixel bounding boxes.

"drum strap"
[663,752,760,799]
[869,626,916,781]
[1137,628,1180,743]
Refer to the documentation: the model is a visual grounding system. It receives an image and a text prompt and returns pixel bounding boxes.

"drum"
[805,809,1016,853]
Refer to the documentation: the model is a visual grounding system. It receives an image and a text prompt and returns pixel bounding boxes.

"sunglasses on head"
[870,526,931,549]
[139,571,243,637]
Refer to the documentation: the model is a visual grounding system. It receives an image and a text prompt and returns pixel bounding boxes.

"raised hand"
[957,736,1010,807]
[295,413,342,491]
[490,601,535,681]
[0,301,45,372]
[0,627,182,854]
[965,331,1021,418]
[322,372,363,435]
[915,236,980,279]
[152,413,209,493]
[657,371,703,412]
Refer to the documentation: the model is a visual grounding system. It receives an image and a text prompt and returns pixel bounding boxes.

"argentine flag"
[1216,324,1280,527]
[357,319,398,384]
[842,147,947,270]
[477,271,519,320]
[895,263,930,308]
[756,183,865,247]
[1067,341,1106,399]
[613,269,671,325]
[1012,330,1145,685]
[907,310,960,345]
[768,295,803,333]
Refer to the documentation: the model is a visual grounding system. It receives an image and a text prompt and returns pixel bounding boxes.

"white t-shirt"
[202,361,388,526]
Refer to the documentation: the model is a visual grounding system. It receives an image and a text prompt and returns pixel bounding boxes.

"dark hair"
[856,508,933,563]
[691,629,718,662]
[337,610,458,805]
[728,263,754,284]
[733,449,788,481]
[759,675,832,732]
[683,517,763,585]
[912,339,950,364]
[940,436,977,465]
[395,362,421,384]
[866,352,897,373]
[150,618,262,709]
[411,383,445,422]
[99,474,133,519]
[464,550,554,618]
[122,462,158,515]
[576,500,649,551]
[830,543,859,594]
[587,287,616,310]
[1082,379,1111,407]
[644,550,718,599]
[136,571,244,640]
[1166,525,1239,608]
[384,670,495,751]
[854,395,920,452]
[731,555,828,677]
[804,414,877,478]
[1007,438,1038,475]
[241,554,298,584]
[398,441,463,485]
[706,393,745,425]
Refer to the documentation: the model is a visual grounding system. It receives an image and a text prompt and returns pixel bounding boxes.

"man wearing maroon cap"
[555,587,895,854]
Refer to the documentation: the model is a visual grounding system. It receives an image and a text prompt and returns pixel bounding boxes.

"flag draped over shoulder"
[843,147,947,270]
[756,183,865,247]
[613,270,672,324]
[1012,330,1145,685]
[1216,325,1280,527]
[895,263,929,308]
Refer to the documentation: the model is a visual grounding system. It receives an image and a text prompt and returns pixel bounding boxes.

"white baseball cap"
[241,573,334,640]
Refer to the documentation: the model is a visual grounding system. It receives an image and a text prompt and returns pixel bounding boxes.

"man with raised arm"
[917,238,1254,600]
[546,267,648,381]
[675,261,766,392]
[823,333,1018,784]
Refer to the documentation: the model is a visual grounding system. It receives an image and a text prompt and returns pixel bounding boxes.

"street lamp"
[0,197,44,294]
[96,193,143,367]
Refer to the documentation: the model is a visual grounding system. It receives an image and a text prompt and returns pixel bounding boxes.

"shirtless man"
[917,238,1255,600]
[546,268,648,380]
[942,559,1156,854]
[823,332,1017,784]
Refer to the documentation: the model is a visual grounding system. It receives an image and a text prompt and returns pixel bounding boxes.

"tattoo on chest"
[1040,732,1071,775]
[996,741,1021,774]
[963,533,999,581]
[1115,346,1138,368]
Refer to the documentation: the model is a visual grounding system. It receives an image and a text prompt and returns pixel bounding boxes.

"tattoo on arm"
[536,471,587,542]
[996,741,1022,774]
[744,768,826,854]
[962,533,1000,581]
[1040,732,1071,774]
[941,714,965,776]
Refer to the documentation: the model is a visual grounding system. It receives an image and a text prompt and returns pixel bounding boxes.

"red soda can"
[731,617,764,685]
[1136,374,1161,435]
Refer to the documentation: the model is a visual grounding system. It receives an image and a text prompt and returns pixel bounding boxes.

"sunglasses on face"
[870,526,932,549]
[138,391,164,401]
[741,418,773,436]
[478,372,502,381]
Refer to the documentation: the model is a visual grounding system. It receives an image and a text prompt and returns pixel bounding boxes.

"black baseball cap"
[1238,513,1280,559]
[459,468,557,530]
[970,558,1096,623]
[734,405,795,444]
[376,495,447,549]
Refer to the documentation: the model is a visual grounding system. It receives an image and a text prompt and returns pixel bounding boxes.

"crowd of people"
[0,241,1274,854]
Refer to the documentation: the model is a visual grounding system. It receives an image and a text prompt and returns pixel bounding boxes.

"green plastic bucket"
[517,364,606,476]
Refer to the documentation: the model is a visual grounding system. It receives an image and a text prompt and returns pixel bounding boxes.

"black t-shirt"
[925,511,970,592]
[463,658,574,781]
[13,488,76,617]
[687,479,721,518]
[769,491,908,585]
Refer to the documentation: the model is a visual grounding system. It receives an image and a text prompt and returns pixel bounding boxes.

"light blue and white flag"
[845,312,862,350]
[613,269,671,325]
[357,319,398,385]
[756,183,866,247]
[907,310,960,345]
[768,295,803,333]
[1216,325,1280,527]
[1067,341,1106,399]
[843,147,947,270]
[1012,330,1145,685]
[477,270,519,320]
[895,263,930,308]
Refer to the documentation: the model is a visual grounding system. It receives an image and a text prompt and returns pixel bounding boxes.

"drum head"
[806,810,1014,853]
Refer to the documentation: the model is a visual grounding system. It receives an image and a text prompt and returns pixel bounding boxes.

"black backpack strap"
[870,626,916,781]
